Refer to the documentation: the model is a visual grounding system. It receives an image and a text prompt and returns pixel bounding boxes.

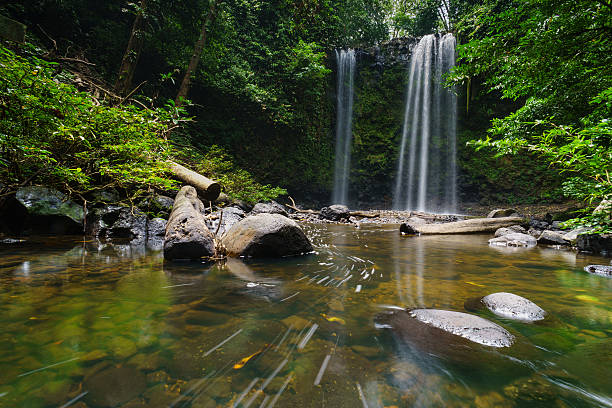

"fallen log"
[403,217,527,235]
[168,161,221,202]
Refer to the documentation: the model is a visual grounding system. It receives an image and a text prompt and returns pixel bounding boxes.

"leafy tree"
[452,0,612,228]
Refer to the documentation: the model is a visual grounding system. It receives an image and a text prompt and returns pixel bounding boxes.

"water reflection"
[0,226,610,407]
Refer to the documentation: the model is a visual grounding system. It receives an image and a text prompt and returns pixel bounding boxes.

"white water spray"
[393,34,458,213]
[332,49,356,205]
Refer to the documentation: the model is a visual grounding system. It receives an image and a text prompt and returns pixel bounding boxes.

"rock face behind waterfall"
[221,213,313,257]
[164,186,215,260]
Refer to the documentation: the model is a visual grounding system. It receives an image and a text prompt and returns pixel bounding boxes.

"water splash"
[393,34,458,213]
[332,49,356,205]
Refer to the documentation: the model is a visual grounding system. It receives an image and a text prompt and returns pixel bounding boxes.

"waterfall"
[393,34,458,213]
[332,49,356,205]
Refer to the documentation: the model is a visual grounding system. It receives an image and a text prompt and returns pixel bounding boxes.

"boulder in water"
[489,233,537,247]
[576,234,612,255]
[488,209,519,218]
[583,265,612,278]
[164,186,215,260]
[377,308,514,348]
[494,225,526,237]
[319,204,350,221]
[399,223,419,235]
[250,201,288,217]
[87,205,147,241]
[409,309,515,347]
[537,230,569,246]
[481,292,547,321]
[221,213,312,257]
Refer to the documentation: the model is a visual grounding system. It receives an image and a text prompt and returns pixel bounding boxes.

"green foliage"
[0,45,185,201]
[173,144,287,203]
[392,0,442,37]
[453,0,612,228]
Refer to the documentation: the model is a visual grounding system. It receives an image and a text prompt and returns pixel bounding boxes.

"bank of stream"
[0,223,611,407]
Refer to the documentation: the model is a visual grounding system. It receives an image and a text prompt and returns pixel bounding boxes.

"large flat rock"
[410,217,526,235]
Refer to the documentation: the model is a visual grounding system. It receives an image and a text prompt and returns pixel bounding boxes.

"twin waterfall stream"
[332,49,356,206]
[333,34,458,213]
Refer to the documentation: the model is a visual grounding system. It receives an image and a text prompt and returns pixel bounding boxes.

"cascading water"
[332,49,356,205]
[393,34,458,213]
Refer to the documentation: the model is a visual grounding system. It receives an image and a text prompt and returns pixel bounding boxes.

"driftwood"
[286,197,319,214]
[406,217,527,235]
[168,162,221,202]
[349,211,380,218]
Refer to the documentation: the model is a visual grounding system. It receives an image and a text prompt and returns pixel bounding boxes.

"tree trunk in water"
[115,0,147,96]
[402,217,527,235]
[175,0,218,105]
[164,186,216,260]
[168,162,221,202]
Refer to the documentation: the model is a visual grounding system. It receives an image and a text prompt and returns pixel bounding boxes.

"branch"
[119,80,147,106]
[56,57,96,66]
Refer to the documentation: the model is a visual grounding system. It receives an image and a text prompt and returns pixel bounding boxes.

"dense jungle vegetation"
[0,0,610,226]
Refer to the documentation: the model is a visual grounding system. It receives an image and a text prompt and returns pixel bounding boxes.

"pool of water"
[0,223,611,407]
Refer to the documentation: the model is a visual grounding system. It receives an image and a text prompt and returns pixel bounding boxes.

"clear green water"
[0,224,611,408]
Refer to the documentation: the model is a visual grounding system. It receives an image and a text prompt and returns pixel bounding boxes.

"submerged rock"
[319,204,350,221]
[221,213,313,257]
[250,201,288,217]
[487,208,519,218]
[84,365,146,407]
[576,233,612,255]
[481,292,547,321]
[583,264,612,278]
[537,230,568,246]
[489,233,537,247]
[164,186,215,260]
